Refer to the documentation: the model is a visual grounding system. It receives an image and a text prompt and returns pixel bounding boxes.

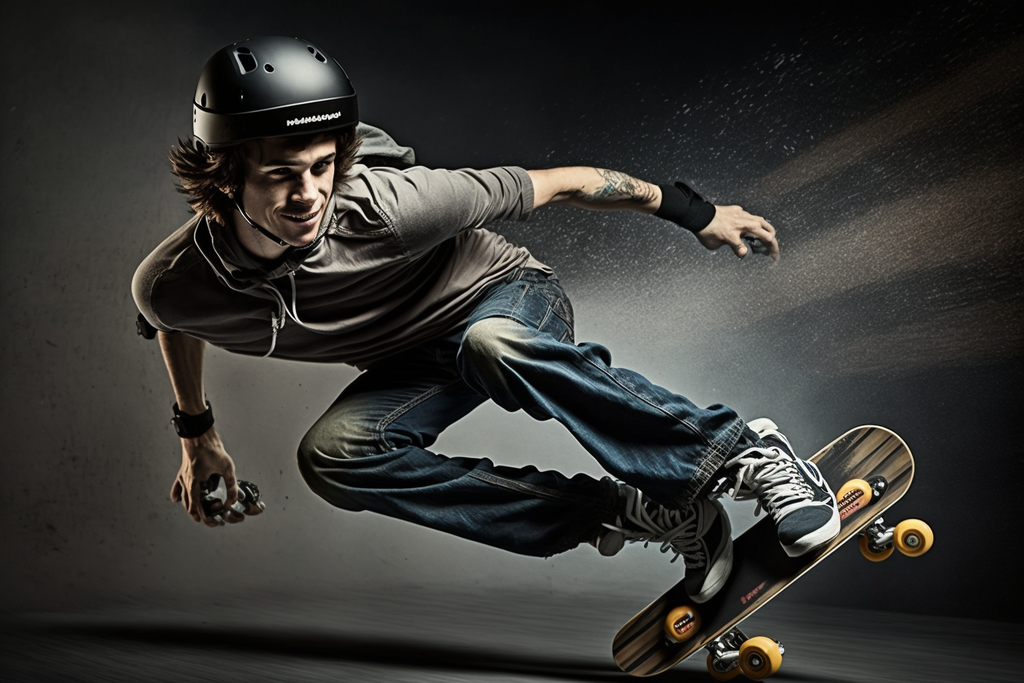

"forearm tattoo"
[586,169,659,204]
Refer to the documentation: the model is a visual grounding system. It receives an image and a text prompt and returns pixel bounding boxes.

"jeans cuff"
[544,476,619,557]
[674,417,746,506]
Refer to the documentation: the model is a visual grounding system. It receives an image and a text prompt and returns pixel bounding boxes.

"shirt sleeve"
[356,165,535,256]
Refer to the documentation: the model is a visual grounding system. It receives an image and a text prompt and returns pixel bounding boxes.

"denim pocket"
[470,270,576,344]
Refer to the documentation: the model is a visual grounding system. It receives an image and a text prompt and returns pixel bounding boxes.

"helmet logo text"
[286,111,343,127]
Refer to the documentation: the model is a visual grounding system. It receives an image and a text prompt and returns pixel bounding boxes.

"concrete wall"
[2,2,1021,621]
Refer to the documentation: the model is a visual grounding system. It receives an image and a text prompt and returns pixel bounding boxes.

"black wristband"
[654,181,716,233]
[171,401,214,438]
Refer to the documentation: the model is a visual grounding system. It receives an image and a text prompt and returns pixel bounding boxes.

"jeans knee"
[297,422,374,510]
[459,317,525,368]
[458,317,527,389]
[296,425,328,491]
[297,417,367,484]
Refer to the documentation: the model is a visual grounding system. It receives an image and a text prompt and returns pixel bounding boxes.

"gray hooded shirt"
[132,124,547,368]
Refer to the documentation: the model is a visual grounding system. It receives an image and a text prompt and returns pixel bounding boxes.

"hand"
[169,428,253,527]
[695,205,779,263]
[201,476,266,523]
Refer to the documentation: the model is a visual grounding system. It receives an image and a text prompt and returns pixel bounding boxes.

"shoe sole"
[689,499,734,603]
[691,542,733,603]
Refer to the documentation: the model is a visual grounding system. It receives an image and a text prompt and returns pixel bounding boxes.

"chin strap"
[233,198,289,247]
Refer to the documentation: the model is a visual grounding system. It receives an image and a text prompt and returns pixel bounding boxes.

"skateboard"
[612,426,933,679]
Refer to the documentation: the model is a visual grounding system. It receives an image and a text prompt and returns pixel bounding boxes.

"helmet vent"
[200,93,207,107]
[233,47,258,74]
[264,64,274,73]
[307,45,327,63]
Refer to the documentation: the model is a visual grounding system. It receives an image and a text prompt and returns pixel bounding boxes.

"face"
[234,134,337,255]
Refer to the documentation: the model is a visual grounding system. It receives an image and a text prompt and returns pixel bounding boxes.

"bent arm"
[160,330,208,415]
[159,331,242,526]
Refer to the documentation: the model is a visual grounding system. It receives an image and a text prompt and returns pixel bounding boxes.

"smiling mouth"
[283,207,320,223]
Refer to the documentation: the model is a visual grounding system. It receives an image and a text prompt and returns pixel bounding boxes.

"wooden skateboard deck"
[612,426,917,677]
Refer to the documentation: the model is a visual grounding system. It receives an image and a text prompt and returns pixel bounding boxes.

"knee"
[297,421,377,510]
[458,317,545,407]
[296,417,370,487]
[458,317,528,375]
[296,423,331,493]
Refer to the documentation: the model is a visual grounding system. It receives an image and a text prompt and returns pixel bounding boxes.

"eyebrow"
[259,152,336,168]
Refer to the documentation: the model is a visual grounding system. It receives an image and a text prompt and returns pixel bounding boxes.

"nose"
[291,171,318,205]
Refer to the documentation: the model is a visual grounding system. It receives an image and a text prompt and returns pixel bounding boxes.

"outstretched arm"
[527,167,778,262]
[528,167,663,213]
[159,331,256,526]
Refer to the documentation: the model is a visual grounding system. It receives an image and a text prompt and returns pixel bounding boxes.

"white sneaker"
[726,419,841,557]
[597,484,733,603]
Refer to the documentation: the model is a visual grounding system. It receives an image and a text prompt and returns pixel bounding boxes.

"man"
[133,36,840,605]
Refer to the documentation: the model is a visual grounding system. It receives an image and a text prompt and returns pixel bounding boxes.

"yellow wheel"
[836,479,872,520]
[738,636,783,680]
[707,653,741,680]
[663,605,701,643]
[859,534,894,562]
[894,519,934,557]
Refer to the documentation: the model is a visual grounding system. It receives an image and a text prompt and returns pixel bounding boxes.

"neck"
[231,204,290,260]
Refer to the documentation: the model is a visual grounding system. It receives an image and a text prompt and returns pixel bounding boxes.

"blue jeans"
[297,269,746,557]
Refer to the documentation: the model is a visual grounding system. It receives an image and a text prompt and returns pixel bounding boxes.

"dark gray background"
[2,0,1022,637]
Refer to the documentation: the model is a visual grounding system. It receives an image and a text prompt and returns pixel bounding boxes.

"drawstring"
[261,271,308,357]
[191,219,315,359]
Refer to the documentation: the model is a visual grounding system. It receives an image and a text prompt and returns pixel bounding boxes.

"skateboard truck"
[858,516,934,561]
[664,610,787,680]
[200,475,264,525]
[706,627,785,680]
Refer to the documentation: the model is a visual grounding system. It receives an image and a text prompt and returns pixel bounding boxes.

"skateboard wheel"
[837,479,872,520]
[858,534,894,562]
[706,653,741,680]
[894,519,934,557]
[663,605,701,643]
[738,636,782,680]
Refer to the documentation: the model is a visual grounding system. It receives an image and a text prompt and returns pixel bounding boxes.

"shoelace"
[602,489,707,567]
[725,446,815,522]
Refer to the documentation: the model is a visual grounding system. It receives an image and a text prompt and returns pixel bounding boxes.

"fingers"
[204,500,264,526]
[718,205,779,263]
[223,471,239,509]
[171,476,206,524]
[222,509,246,524]
[752,214,780,263]
[194,480,222,527]
[729,242,748,258]
[729,237,749,258]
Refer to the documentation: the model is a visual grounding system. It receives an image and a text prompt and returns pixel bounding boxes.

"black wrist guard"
[171,401,214,438]
[655,181,716,233]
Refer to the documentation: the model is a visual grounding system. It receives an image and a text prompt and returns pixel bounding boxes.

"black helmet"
[193,36,358,149]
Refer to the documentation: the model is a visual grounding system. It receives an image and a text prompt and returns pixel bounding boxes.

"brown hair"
[169,129,360,226]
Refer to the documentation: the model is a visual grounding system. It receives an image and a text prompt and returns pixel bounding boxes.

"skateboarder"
[133,36,841,605]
